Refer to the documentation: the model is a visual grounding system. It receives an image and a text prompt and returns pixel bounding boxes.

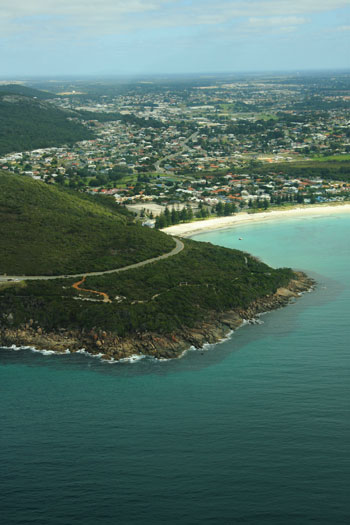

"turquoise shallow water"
[1,213,350,524]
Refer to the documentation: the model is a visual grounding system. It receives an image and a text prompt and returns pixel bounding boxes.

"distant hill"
[0,84,56,100]
[0,173,174,275]
[0,89,93,155]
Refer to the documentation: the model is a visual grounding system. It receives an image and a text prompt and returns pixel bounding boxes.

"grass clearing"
[311,154,350,162]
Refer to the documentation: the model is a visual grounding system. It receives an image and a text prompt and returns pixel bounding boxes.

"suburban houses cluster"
[1,75,349,219]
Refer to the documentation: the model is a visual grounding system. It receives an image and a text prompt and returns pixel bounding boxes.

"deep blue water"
[1,213,350,524]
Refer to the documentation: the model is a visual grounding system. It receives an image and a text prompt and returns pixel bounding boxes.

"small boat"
[239,237,243,240]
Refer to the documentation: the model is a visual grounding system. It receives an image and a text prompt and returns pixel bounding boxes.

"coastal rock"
[0,272,315,362]
[275,287,298,298]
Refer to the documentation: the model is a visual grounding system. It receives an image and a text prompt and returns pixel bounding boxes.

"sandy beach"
[162,203,350,237]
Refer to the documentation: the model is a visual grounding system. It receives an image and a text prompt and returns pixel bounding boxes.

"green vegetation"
[0,239,294,336]
[311,154,350,162]
[155,202,238,229]
[245,160,350,182]
[155,205,194,228]
[0,170,297,342]
[0,173,174,275]
[0,94,93,155]
[0,84,56,100]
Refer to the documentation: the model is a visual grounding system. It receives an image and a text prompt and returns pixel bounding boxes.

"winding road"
[0,237,184,282]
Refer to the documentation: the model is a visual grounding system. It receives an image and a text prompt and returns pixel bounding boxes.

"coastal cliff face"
[0,272,314,361]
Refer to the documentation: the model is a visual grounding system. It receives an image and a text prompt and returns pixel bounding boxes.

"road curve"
[0,237,185,282]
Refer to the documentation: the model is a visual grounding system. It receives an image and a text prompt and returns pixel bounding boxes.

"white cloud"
[0,1,168,31]
[248,17,306,28]
[0,0,349,37]
[0,0,167,16]
[237,15,307,35]
[188,0,349,23]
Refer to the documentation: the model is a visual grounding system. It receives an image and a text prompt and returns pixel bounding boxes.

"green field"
[245,159,350,182]
[311,154,350,162]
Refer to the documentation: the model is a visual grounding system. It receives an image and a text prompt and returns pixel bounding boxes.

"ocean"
[1,212,350,524]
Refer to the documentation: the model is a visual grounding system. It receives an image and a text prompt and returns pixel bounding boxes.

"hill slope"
[0,173,174,275]
[0,84,56,100]
[0,92,93,155]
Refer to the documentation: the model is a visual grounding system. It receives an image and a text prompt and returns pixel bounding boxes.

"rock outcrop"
[0,272,314,361]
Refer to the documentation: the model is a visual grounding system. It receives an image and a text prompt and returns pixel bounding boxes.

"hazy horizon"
[1,68,350,84]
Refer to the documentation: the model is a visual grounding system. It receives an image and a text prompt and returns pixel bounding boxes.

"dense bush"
[0,239,294,335]
[0,173,174,275]
[0,95,93,155]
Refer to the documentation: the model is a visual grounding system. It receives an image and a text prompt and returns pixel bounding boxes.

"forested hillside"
[0,90,93,155]
[0,84,56,100]
[0,237,296,344]
[0,173,174,275]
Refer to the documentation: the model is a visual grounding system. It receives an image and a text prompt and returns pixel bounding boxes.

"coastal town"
[1,74,350,225]
[2,0,350,521]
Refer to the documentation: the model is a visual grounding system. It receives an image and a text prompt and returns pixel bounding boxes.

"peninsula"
[0,173,313,361]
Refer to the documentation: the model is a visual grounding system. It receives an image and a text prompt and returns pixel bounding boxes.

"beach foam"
[113,354,146,363]
[75,349,105,359]
[3,344,71,356]
[100,354,146,364]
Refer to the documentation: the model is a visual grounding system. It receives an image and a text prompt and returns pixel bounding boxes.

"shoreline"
[162,203,350,237]
[1,272,314,363]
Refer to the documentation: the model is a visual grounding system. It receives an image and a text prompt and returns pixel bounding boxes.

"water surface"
[1,213,350,524]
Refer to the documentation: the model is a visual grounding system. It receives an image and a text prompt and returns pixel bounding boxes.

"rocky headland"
[0,272,314,362]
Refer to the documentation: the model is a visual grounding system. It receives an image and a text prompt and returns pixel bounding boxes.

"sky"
[1,0,349,77]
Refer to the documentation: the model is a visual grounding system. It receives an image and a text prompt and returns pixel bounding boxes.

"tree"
[171,207,180,224]
[89,178,99,187]
[224,202,236,216]
[96,173,108,186]
[180,207,188,222]
[55,174,65,185]
[155,214,166,229]
[164,207,171,226]
[186,205,194,221]
[200,206,209,218]
[215,201,224,216]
